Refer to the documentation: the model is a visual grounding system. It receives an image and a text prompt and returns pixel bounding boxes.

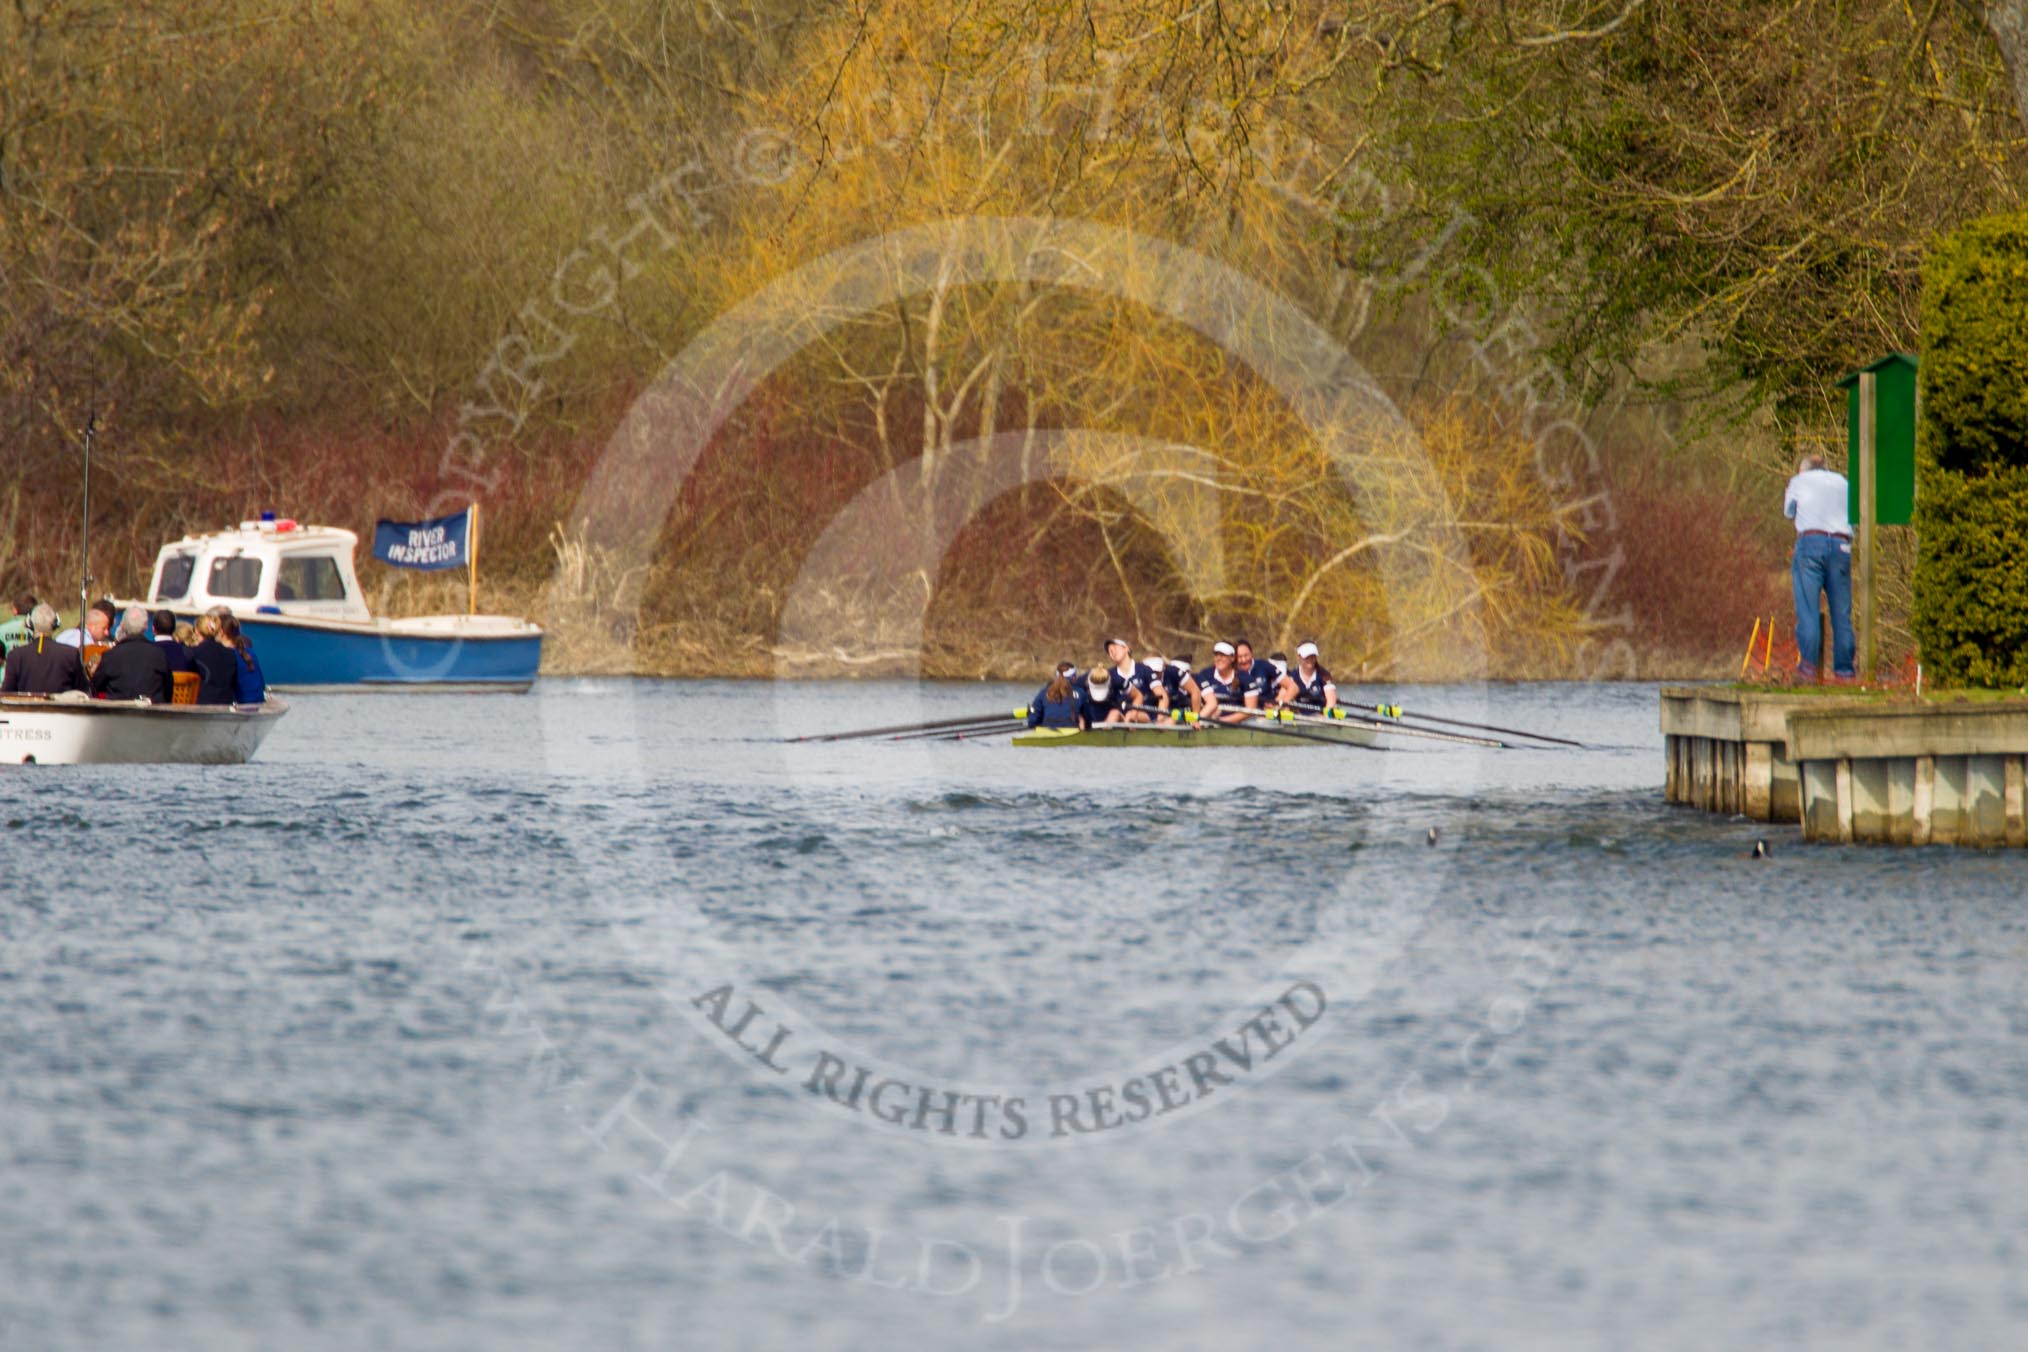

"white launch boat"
[0,694,288,766]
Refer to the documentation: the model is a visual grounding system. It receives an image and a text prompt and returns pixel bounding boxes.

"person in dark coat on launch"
[0,604,87,695]
[89,607,173,703]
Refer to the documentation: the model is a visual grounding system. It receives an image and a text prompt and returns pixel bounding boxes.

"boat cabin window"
[276,555,348,602]
[154,553,197,602]
[208,555,265,599]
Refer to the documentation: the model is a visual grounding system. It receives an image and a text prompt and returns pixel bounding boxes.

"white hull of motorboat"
[0,696,289,766]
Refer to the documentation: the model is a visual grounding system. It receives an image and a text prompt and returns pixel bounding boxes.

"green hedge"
[1911,461,2028,688]
[1912,211,2028,687]
[1919,211,2028,476]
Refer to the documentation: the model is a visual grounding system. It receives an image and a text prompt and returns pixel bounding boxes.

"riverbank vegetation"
[5,1,2024,679]
[1912,209,2028,688]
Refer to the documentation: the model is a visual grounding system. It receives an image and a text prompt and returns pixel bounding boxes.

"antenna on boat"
[79,406,97,630]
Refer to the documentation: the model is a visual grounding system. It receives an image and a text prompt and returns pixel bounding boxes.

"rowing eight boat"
[1011,720,1379,748]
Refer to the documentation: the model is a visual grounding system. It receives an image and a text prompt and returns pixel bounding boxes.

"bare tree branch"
[1988,0,2028,134]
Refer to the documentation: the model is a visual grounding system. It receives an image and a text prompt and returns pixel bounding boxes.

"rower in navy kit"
[1027,661,1085,729]
[1081,664,1133,725]
[1194,641,1251,723]
[1138,649,1186,719]
[1104,637,1154,723]
[1136,649,1169,716]
[1278,641,1338,711]
[1166,655,1199,714]
[1230,639,1275,710]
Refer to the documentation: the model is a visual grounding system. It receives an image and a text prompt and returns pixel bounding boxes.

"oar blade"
[793,709,1029,742]
[1339,700,1576,748]
[889,719,1026,742]
[1254,706,1505,749]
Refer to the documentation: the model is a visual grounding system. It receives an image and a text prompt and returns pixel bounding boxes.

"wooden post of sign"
[1910,376,1921,681]
[467,503,479,616]
[1857,372,1877,682]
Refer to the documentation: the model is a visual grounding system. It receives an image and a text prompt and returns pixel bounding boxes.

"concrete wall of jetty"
[1660,687,2028,847]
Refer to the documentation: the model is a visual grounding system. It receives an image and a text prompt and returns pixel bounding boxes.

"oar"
[888,719,1026,742]
[942,722,1030,741]
[1165,705,1372,748]
[886,713,1028,738]
[892,702,1190,743]
[1246,706,1506,749]
[792,709,1030,742]
[1334,699,1583,748]
[1226,705,1491,749]
[945,723,1026,741]
[1218,713,1387,751]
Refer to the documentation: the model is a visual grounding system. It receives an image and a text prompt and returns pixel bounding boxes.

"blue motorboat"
[140,520,542,692]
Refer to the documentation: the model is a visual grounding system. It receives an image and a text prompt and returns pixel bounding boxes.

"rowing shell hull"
[1012,720,1378,748]
[0,696,289,766]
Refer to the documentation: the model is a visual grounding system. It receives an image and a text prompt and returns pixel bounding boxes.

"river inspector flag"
[373,509,471,570]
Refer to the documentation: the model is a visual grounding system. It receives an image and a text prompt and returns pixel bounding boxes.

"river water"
[3,679,2026,1350]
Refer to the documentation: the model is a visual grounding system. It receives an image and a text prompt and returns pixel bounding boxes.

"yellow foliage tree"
[574,0,1593,678]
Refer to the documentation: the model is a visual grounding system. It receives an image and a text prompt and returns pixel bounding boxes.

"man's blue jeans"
[1792,533,1855,677]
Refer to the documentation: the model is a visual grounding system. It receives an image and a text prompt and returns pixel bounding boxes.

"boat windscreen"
[276,555,348,602]
[154,553,196,602]
[209,556,264,599]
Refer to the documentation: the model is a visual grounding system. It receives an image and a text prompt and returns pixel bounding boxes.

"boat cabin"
[147,519,372,624]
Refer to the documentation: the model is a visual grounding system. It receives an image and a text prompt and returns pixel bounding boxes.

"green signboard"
[1837,352,1918,526]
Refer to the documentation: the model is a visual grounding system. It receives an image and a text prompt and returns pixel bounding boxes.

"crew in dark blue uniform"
[1102,637,1153,723]
[1164,656,1199,714]
[1027,661,1084,729]
[1135,652,1184,717]
[1080,666,1132,725]
[1194,642,1249,723]
[1231,639,1275,710]
[1279,641,1338,711]
[1138,650,1189,719]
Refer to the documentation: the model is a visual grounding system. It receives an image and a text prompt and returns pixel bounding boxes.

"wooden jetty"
[1660,686,2028,847]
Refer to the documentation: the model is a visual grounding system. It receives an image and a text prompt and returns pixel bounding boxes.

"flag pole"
[467,503,479,616]
[1857,370,1878,682]
[80,410,97,632]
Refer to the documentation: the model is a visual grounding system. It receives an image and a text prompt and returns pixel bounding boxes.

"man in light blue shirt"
[55,598,116,649]
[1783,454,1856,682]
